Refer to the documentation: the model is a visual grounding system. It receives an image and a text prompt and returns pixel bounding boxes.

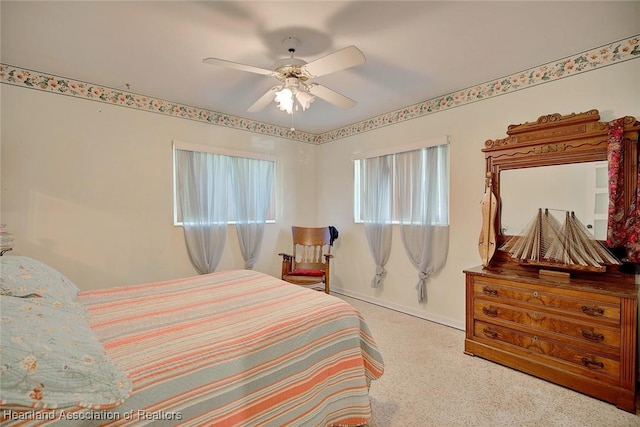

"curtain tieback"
[415,270,430,303]
[371,266,386,288]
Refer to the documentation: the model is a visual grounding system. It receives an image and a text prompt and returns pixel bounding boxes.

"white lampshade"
[295,90,315,111]
[275,87,294,114]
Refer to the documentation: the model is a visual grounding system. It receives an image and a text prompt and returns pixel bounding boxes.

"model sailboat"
[500,208,620,272]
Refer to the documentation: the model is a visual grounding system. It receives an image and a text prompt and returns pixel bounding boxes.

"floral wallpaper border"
[1,35,638,145]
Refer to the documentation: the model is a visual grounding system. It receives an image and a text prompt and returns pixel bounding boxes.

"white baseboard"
[332,287,465,331]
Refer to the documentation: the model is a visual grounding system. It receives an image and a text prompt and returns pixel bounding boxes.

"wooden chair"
[279,226,333,294]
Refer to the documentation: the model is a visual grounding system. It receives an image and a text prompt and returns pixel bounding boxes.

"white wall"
[2,59,639,329]
[317,59,640,329]
[1,85,320,290]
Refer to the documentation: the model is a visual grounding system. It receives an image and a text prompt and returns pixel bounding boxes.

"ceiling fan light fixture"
[274,78,315,114]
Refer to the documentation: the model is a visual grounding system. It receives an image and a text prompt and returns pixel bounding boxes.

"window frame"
[172,140,277,226]
[353,136,449,225]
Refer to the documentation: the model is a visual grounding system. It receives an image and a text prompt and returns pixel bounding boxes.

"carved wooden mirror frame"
[482,109,639,276]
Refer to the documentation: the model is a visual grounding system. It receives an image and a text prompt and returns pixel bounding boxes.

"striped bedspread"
[5,270,383,426]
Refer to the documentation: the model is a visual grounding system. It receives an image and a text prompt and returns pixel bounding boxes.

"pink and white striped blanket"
[4,269,383,426]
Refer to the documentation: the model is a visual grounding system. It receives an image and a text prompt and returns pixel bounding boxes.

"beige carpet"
[339,296,640,427]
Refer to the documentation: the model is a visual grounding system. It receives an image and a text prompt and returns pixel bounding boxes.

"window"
[172,141,276,226]
[353,137,449,225]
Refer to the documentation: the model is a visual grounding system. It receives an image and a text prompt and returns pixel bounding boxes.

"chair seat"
[290,269,325,276]
[282,273,326,285]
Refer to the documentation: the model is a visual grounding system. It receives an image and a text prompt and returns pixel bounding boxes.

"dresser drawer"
[474,320,620,382]
[473,279,621,323]
[473,300,620,355]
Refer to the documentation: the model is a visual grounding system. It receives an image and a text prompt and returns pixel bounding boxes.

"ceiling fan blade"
[307,83,356,109]
[202,57,274,76]
[302,46,366,78]
[247,86,280,112]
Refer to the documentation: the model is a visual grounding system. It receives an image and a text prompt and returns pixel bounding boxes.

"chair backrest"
[291,226,332,271]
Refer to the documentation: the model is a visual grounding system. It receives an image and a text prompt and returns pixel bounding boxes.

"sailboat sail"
[500,209,620,272]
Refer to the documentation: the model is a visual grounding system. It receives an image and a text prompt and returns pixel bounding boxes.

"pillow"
[0,256,80,301]
[0,295,132,410]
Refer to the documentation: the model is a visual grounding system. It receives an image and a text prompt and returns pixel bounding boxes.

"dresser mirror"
[500,161,608,239]
[481,109,639,275]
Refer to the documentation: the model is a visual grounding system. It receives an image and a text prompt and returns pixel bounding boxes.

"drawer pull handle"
[482,306,498,317]
[581,357,604,370]
[582,305,604,317]
[482,328,498,339]
[482,286,498,297]
[581,330,605,342]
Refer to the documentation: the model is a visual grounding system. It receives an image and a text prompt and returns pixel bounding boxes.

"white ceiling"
[2,1,639,135]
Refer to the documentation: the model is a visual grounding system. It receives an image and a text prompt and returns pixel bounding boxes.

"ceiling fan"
[203,37,366,114]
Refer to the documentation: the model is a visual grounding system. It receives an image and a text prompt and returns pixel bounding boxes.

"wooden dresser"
[466,110,640,413]
[464,266,638,412]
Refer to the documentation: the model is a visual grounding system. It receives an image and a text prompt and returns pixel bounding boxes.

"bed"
[0,256,384,426]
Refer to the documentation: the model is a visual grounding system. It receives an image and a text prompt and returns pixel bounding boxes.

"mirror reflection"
[500,161,608,240]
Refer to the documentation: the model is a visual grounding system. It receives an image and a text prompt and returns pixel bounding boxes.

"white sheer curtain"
[230,156,274,269]
[360,155,394,287]
[175,149,229,274]
[395,145,449,302]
